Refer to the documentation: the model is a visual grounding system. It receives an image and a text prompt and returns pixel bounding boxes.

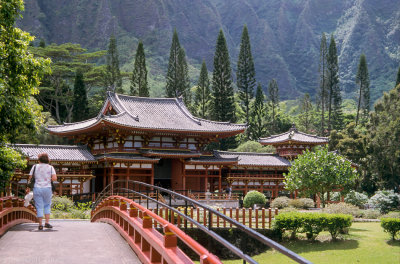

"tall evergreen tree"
[176,47,191,105]
[396,65,400,87]
[130,41,149,97]
[237,25,256,126]
[106,35,123,93]
[355,54,370,126]
[211,30,236,150]
[298,93,314,133]
[327,35,343,132]
[318,33,329,135]
[166,29,181,98]
[194,60,211,118]
[268,79,279,133]
[72,70,88,122]
[249,83,267,140]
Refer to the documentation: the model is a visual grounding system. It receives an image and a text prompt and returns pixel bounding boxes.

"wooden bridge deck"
[0,220,141,264]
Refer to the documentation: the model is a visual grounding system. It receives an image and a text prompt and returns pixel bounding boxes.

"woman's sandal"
[44,223,53,228]
[38,225,43,230]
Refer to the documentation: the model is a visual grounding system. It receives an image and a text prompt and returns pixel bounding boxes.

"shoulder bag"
[27,165,36,189]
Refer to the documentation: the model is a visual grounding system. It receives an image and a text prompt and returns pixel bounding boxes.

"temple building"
[10,92,328,199]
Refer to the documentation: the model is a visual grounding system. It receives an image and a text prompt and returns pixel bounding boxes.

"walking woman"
[28,153,57,230]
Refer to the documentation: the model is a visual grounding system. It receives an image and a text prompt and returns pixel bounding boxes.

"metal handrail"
[92,180,312,264]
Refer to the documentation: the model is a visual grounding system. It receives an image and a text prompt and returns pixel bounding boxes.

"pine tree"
[318,33,329,135]
[237,25,256,126]
[106,35,123,93]
[166,29,181,98]
[396,65,400,87]
[211,29,236,150]
[268,79,279,133]
[249,83,267,140]
[194,60,211,118]
[72,70,88,122]
[327,35,343,132]
[176,47,191,105]
[297,93,313,133]
[355,54,370,126]
[130,41,149,97]
[39,38,45,48]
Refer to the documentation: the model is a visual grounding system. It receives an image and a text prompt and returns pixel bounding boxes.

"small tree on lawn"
[284,146,358,207]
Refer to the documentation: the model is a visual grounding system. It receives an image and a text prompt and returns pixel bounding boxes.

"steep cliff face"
[19,0,400,101]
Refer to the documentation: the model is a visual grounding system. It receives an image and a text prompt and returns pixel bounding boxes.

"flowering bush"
[289,198,315,209]
[368,190,400,213]
[271,196,291,209]
[344,190,369,208]
[322,202,362,217]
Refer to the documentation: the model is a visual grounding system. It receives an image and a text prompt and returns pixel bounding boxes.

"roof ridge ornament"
[289,123,298,133]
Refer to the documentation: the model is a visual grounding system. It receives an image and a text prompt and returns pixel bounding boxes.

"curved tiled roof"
[215,151,291,167]
[259,125,328,145]
[48,92,246,135]
[11,144,95,162]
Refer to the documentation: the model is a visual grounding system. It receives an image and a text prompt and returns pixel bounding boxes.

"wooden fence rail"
[149,207,279,230]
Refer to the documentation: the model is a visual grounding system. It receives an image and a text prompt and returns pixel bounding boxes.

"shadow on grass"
[279,239,359,254]
[386,240,400,247]
[349,228,369,232]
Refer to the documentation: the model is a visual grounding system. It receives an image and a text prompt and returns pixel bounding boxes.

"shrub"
[380,218,400,240]
[271,196,291,209]
[380,211,400,219]
[243,191,266,208]
[344,190,369,208]
[273,212,303,239]
[323,192,341,202]
[301,213,325,240]
[324,214,353,239]
[274,212,353,240]
[361,209,381,219]
[289,198,315,209]
[322,202,362,217]
[52,196,74,211]
[369,190,400,213]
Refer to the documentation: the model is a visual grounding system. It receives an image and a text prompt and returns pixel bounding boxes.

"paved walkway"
[0,220,141,264]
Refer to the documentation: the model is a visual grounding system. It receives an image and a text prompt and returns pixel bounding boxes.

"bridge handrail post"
[142,212,152,229]
[0,199,3,211]
[130,204,138,217]
[163,224,177,248]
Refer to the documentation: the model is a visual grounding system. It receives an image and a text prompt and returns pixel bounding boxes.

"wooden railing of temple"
[92,180,311,264]
[0,196,37,236]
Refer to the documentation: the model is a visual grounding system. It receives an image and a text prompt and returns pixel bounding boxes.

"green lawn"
[223,222,400,264]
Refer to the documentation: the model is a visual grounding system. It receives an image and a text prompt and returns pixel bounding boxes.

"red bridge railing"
[0,196,37,236]
[92,195,221,264]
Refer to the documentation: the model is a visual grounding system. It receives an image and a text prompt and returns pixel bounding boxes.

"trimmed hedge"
[380,218,400,240]
[243,191,266,208]
[274,212,353,240]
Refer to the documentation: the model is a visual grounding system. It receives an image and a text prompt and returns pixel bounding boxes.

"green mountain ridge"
[18,0,400,102]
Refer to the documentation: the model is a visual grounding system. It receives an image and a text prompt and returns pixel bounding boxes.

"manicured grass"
[223,222,400,264]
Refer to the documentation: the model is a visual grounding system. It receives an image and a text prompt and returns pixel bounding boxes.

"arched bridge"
[0,181,311,264]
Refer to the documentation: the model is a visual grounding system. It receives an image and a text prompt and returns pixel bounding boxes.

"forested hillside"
[18,0,399,102]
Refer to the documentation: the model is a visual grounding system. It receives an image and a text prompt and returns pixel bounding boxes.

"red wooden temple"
[10,92,329,199]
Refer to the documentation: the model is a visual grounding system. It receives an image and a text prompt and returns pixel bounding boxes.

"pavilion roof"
[259,124,328,145]
[215,151,291,167]
[47,92,246,136]
[11,144,95,162]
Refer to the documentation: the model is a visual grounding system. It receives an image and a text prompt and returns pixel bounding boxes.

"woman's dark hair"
[38,153,50,164]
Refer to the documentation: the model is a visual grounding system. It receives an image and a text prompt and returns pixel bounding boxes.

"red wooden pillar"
[150,163,154,186]
[218,166,222,192]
